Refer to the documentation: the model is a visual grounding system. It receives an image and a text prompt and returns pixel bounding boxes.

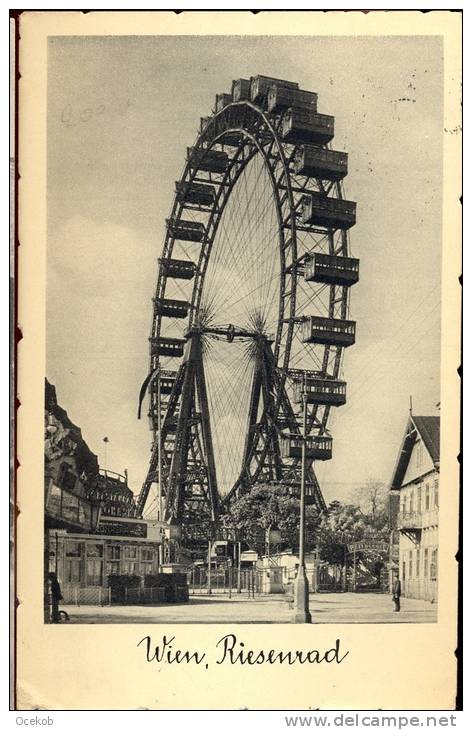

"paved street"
[62,591,437,624]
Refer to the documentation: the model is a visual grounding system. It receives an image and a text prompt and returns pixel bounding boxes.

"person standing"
[48,571,63,623]
[392,575,401,612]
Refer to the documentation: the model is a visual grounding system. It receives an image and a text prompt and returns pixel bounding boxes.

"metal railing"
[61,585,189,606]
[397,511,423,530]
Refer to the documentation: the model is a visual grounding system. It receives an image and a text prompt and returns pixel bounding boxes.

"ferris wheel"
[137,75,358,530]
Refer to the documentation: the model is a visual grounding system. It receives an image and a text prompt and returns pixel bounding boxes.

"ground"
[60,591,437,624]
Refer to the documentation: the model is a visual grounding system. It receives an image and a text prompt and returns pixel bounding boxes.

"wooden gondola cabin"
[280,434,333,461]
[232,78,251,102]
[250,75,299,105]
[294,145,348,182]
[167,218,206,243]
[282,108,334,145]
[159,257,196,281]
[149,337,185,359]
[300,192,356,230]
[305,253,359,287]
[175,181,215,209]
[292,376,347,407]
[301,316,356,348]
[187,147,229,174]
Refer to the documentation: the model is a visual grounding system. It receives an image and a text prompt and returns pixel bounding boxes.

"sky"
[47,34,444,506]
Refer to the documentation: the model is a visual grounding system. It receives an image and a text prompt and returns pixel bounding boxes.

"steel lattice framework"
[137,76,359,540]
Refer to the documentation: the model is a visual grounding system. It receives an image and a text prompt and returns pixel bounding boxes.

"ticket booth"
[262,565,285,594]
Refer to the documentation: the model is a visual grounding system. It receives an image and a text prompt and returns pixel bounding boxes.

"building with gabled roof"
[390,412,440,601]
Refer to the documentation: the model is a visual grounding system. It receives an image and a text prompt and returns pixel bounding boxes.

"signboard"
[240,550,258,563]
[146,520,166,542]
[211,540,228,557]
[96,517,147,538]
[96,516,166,541]
[347,539,389,554]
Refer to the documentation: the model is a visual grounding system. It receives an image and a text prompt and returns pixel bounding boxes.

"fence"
[186,567,329,595]
[188,567,265,596]
[61,585,189,606]
[62,585,112,606]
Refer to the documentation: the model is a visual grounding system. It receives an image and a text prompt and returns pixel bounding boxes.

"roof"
[391,413,440,490]
[413,415,440,464]
[45,378,99,479]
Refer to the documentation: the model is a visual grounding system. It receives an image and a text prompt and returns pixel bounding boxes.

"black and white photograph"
[43,31,447,625]
[14,9,461,712]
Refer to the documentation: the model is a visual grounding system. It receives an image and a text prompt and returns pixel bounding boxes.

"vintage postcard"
[14,10,461,710]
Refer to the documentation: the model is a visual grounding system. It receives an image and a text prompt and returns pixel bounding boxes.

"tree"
[317,501,366,566]
[313,492,393,589]
[350,478,389,532]
[223,483,321,554]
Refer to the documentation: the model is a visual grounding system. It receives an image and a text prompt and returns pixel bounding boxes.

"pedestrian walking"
[392,575,401,612]
[49,571,63,623]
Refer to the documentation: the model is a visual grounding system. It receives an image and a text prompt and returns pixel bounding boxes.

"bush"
[108,574,141,603]
[143,573,170,588]
[144,573,188,602]
[108,574,141,589]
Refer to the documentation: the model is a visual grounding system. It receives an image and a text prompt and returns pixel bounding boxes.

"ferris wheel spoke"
[207,184,280,315]
[208,161,273,307]
[204,340,255,492]
[203,192,280,328]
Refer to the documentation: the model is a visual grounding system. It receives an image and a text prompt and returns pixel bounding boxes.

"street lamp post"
[237,539,242,593]
[207,537,212,595]
[156,371,164,568]
[292,374,312,623]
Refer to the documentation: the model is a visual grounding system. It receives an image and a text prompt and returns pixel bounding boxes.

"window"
[434,479,439,508]
[142,563,154,575]
[123,561,138,574]
[402,561,406,582]
[141,548,154,562]
[86,558,103,586]
[107,545,120,560]
[416,549,420,577]
[87,543,103,558]
[107,561,121,575]
[66,559,81,583]
[424,548,429,579]
[65,541,82,557]
[408,491,414,513]
[425,484,430,511]
[124,546,137,560]
[408,550,413,578]
[431,548,438,580]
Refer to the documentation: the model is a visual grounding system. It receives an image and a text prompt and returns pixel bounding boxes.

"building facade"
[45,380,102,534]
[98,469,136,518]
[45,380,165,608]
[390,414,440,601]
[48,526,162,602]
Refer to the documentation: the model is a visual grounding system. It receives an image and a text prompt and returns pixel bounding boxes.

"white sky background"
[47,34,443,504]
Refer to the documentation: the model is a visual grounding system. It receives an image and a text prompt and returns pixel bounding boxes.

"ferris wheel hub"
[186,324,273,343]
